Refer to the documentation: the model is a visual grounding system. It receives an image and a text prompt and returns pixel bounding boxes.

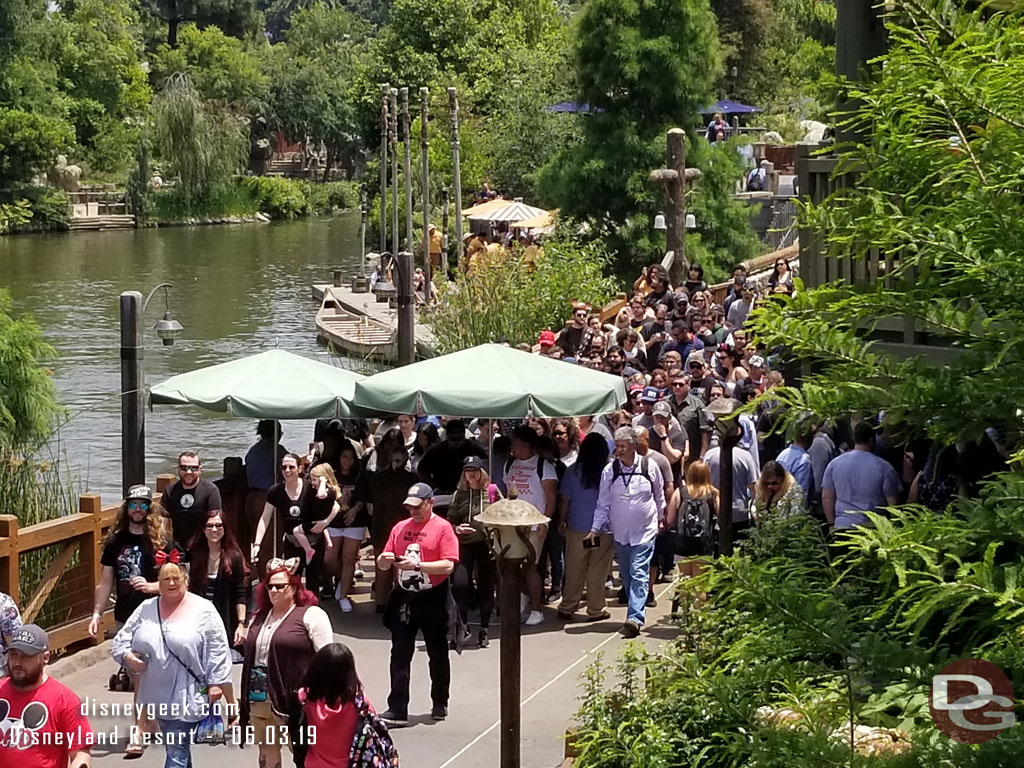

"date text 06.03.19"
[229,725,317,746]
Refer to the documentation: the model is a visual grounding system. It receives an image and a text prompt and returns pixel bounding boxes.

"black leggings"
[451,540,496,628]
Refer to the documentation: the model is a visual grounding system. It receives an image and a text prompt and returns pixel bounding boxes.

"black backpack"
[746,169,765,192]
[610,456,652,490]
[675,494,715,557]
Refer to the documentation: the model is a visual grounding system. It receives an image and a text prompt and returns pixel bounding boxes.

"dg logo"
[930,658,1015,743]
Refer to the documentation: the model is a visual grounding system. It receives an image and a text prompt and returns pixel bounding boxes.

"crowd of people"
[0,252,1004,768]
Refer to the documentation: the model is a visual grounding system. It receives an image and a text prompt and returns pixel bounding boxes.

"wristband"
[92,611,102,620]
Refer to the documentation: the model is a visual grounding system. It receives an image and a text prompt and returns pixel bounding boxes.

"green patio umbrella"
[149,348,366,419]
[352,343,627,418]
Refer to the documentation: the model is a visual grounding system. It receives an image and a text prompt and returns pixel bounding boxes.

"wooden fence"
[0,459,246,655]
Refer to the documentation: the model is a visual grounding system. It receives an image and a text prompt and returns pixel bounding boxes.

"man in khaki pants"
[555,433,614,622]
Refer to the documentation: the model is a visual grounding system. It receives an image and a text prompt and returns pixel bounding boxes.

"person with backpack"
[587,427,666,638]
[504,426,559,626]
[296,642,398,768]
[745,160,769,192]
[665,460,719,599]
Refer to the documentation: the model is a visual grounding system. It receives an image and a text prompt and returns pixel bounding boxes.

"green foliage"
[686,137,762,281]
[0,108,73,189]
[139,0,261,48]
[150,180,259,220]
[423,228,617,352]
[7,186,69,231]
[240,175,308,217]
[0,199,32,233]
[538,0,723,275]
[151,23,268,112]
[0,289,60,449]
[151,72,249,211]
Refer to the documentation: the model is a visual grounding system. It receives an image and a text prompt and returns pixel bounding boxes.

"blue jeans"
[157,719,195,768]
[614,539,655,626]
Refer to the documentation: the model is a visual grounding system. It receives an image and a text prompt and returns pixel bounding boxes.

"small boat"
[316,287,399,361]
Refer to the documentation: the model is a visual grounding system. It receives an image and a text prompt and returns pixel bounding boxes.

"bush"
[150,182,258,221]
[0,187,70,232]
[424,227,617,352]
[239,176,310,218]
[300,180,359,213]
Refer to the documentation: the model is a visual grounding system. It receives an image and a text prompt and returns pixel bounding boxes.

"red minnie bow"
[155,548,182,565]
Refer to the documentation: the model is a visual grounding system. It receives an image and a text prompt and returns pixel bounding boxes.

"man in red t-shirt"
[376,482,459,728]
[0,624,93,768]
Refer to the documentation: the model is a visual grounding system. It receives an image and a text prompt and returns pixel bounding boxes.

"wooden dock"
[312,282,436,359]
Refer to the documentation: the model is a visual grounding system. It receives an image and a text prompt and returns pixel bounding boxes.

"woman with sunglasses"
[189,510,250,662]
[241,560,332,768]
[644,266,672,309]
[716,347,749,395]
[552,419,580,467]
[253,453,309,577]
[767,257,795,293]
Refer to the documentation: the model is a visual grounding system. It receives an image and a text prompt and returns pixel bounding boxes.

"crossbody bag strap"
[157,600,207,692]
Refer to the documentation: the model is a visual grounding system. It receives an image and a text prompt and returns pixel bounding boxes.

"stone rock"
[255,212,271,223]
[46,154,82,192]
[800,120,828,144]
[762,131,784,145]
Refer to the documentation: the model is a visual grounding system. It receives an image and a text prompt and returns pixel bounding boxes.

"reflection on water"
[0,214,364,502]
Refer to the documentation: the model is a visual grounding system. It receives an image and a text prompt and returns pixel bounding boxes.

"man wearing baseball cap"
[376,483,460,727]
[537,329,557,356]
[0,624,94,767]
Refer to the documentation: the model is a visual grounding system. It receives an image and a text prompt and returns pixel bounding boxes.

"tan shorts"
[529,525,548,564]
[249,700,292,749]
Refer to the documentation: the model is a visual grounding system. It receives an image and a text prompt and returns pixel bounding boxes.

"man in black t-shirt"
[161,450,223,548]
[416,420,488,495]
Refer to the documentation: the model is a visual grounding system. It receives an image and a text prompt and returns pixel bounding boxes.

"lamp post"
[708,396,742,557]
[120,283,183,495]
[649,128,702,287]
[477,499,550,768]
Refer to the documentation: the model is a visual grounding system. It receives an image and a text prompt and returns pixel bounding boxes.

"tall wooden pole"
[718,431,738,557]
[401,87,414,254]
[441,187,450,272]
[420,87,431,289]
[396,250,414,366]
[120,292,145,496]
[666,128,687,287]
[389,88,399,256]
[359,189,367,270]
[447,87,462,279]
[499,559,523,768]
[379,84,389,253]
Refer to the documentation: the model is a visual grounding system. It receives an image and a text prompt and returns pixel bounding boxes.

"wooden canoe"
[315,287,399,360]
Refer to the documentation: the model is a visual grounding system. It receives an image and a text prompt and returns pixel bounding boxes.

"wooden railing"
[0,459,246,655]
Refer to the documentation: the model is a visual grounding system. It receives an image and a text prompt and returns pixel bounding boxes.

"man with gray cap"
[586,427,665,638]
[0,624,93,766]
[377,482,460,727]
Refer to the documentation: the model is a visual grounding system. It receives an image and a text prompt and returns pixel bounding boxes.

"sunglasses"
[127,500,150,510]
[267,583,291,591]
[178,465,200,473]
[206,522,224,530]
[553,431,568,437]
[671,381,687,387]
[281,463,298,470]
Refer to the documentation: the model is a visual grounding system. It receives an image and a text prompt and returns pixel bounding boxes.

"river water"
[1,214,365,503]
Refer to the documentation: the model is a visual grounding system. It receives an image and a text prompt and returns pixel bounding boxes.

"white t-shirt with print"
[504,455,557,516]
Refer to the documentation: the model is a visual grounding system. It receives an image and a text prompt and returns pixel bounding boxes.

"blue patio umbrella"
[702,99,762,115]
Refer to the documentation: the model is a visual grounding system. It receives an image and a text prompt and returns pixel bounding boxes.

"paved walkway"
[51,562,679,768]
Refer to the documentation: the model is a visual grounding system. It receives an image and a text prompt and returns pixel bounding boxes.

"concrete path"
[51,568,679,768]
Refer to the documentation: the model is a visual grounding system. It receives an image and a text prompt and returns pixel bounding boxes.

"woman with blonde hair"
[295,463,342,597]
[666,460,719,581]
[752,461,805,522]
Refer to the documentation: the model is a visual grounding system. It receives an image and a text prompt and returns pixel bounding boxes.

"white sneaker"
[354,568,365,579]
[339,597,353,613]
[525,610,544,626]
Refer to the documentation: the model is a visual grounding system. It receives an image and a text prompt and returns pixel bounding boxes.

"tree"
[537,0,723,277]
[152,72,248,209]
[0,109,73,190]
[139,0,259,48]
[0,289,59,450]
[264,6,368,180]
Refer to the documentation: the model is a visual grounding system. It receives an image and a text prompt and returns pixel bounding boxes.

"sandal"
[124,741,145,760]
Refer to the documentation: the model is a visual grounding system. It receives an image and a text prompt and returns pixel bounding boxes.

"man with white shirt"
[587,427,665,638]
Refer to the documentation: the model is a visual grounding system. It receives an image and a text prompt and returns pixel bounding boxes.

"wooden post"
[380,84,390,253]
[441,187,450,272]
[666,128,687,287]
[79,494,105,644]
[389,88,400,257]
[420,87,431,289]
[0,515,19,603]
[396,250,415,366]
[401,88,414,254]
[835,0,887,146]
[155,473,175,495]
[120,291,145,496]
[499,558,522,768]
[359,189,368,270]
[447,87,461,279]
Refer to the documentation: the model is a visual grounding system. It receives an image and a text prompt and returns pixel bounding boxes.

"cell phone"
[583,536,600,549]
